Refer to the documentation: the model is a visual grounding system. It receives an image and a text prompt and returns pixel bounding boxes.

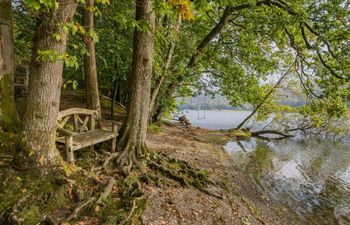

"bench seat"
[56,130,118,151]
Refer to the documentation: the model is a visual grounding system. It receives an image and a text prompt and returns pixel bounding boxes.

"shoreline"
[143,123,297,224]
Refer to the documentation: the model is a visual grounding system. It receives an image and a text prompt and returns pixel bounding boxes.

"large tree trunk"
[83,0,101,118]
[22,0,78,167]
[0,0,19,131]
[116,0,155,170]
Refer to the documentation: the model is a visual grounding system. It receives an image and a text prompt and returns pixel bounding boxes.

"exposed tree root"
[116,143,149,174]
[148,161,189,186]
[97,177,116,205]
[120,195,148,225]
[102,152,119,169]
[92,152,120,171]
[148,154,223,199]
[66,196,96,221]
[43,215,58,225]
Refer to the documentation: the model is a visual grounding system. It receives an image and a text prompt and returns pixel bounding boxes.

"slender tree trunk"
[116,0,155,170]
[232,61,296,130]
[22,0,78,167]
[149,16,181,123]
[111,63,119,118]
[83,0,101,118]
[0,0,19,131]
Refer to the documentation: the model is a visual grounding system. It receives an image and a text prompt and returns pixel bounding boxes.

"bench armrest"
[57,127,75,137]
[96,118,119,133]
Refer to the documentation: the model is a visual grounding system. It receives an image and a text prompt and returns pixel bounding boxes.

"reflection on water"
[177,110,350,224]
[225,139,350,225]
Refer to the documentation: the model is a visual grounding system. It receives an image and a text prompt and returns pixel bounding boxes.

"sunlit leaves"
[36,50,79,69]
[36,50,65,62]
[24,0,59,11]
[63,22,86,35]
[88,29,99,43]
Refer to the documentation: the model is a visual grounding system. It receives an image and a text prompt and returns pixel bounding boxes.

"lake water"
[178,110,350,224]
[176,110,252,130]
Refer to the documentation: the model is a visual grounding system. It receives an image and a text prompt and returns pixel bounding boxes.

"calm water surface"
[179,110,350,225]
[177,110,252,129]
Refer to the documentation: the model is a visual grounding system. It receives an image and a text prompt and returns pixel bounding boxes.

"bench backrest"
[57,108,98,133]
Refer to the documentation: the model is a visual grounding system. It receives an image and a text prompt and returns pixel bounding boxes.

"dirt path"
[142,124,296,225]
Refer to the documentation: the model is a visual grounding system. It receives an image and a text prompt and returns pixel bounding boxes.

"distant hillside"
[178,92,306,110]
[177,94,253,110]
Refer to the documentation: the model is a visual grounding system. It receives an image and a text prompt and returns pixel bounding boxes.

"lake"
[178,110,350,225]
[175,109,252,130]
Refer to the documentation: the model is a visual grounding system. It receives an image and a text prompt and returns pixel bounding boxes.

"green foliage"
[11,0,350,135]
[148,123,163,134]
[230,130,252,139]
[24,0,58,11]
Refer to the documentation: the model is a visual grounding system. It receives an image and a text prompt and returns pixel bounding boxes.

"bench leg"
[111,123,118,153]
[65,136,75,163]
[111,137,116,153]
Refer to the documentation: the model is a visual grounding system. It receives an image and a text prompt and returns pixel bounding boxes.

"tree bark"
[116,0,155,170]
[111,63,119,118]
[22,0,78,167]
[0,0,19,131]
[187,6,234,68]
[83,0,101,118]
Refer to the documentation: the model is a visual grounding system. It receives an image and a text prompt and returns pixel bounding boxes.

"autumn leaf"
[168,0,194,21]
[38,155,45,165]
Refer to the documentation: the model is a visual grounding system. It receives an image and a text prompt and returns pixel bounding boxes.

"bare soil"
[142,124,296,225]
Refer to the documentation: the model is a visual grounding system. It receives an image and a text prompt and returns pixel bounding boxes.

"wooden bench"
[56,108,118,163]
